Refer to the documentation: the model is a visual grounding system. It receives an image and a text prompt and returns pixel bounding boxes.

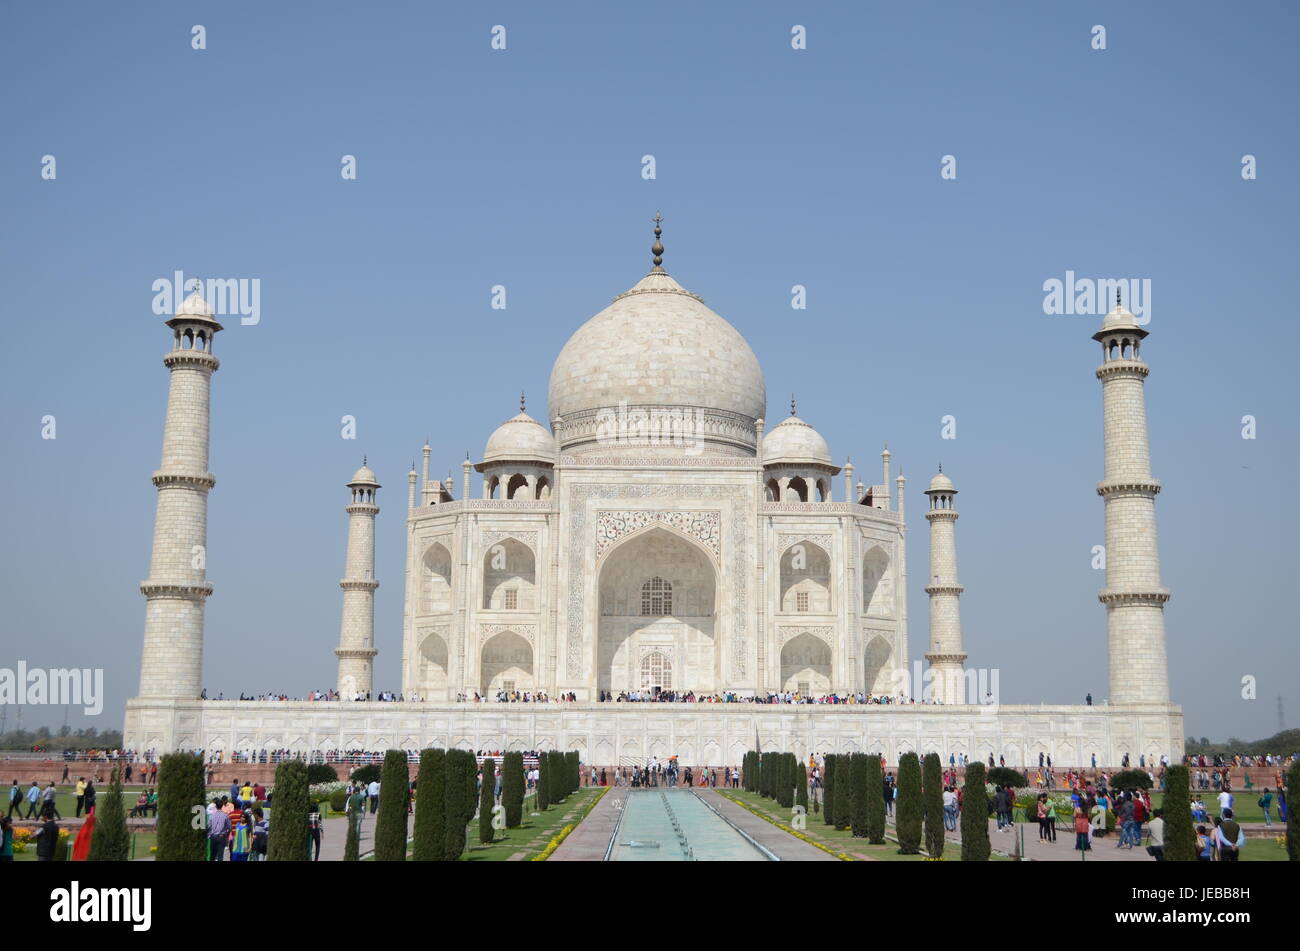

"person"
[240,781,254,807]
[41,782,61,820]
[1214,809,1244,861]
[250,807,269,860]
[1073,807,1091,852]
[207,804,231,861]
[1217,787,1233,818]
[230,813,251,862]
[75,777,87,817]
[368,778,380,813]
[6,780,20,819]
[944,786,959,832]
[1279,787,1288,823]
[308,800,324,860]
[0,815,13,861]
[82,780,96,816]
[1146,808,1165,861]
[35,815,61,861]
[1259,788,1274,827]
[131,791,149,818]
[24,781,41,819]
[1195,824,1213,861]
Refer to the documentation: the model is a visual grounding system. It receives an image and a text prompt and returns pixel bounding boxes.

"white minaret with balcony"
[136,283,221,700]
[924,467,967,703]
[1095,296,1170,704]
[336,461,380,698]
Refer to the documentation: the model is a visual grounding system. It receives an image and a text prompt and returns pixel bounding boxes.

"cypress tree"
[823,755,836,826]
[466,754,479,831]
[343,806,360,861]
[834,754,852,830]
[1288,761,1300,862]
[537,750,550,810]
[961,761,991,861]
[922,752,945,859]
[373,750,410,861]
[865,753,886,844]
[846,753,865,837]
[88,766,130,861]
[796,759,809,815]
[896,752,923,854]
[502,751,525,828]
[268,758,311,862]
[775,754,787,807]
[412,749,446,861]
[443,750,468,861]
[1162,764,1195,861]
[478,758,497,844]
[155,752,206,861]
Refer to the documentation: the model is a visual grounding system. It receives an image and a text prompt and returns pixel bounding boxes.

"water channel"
[606,789,774,861]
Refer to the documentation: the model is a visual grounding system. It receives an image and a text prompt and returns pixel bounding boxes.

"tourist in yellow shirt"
[74,778,87,818]
[241,783,254,805]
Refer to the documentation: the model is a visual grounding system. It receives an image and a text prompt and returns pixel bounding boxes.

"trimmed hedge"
[823,754,836,826]
[306,763,339,785]
[479,758,497,844]
[922,752,945,859]
[443,750,470,861]
[961,761,990,861]
[865,753,886,844]
[1288,761,1300,862]
[88,766,130,861]
[350,764,382,786]
[413,749,446,861]
[850,753,868,837]
[373,750,409,861]
[503,751,525,828]
[896,752,923,854]
[1110,769,1154,791]
[268,759,311,861]
[1162,764,1195,862]
[156,753,206,861]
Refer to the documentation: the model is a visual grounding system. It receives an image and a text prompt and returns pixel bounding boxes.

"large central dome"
[548,251,766,455]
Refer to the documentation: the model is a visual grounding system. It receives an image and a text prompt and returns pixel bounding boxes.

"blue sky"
[1,1,1296,742]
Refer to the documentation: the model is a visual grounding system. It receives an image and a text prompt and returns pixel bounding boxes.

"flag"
[72,807,95,861]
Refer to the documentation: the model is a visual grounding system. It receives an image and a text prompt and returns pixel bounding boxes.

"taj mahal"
[123,219,1184,768]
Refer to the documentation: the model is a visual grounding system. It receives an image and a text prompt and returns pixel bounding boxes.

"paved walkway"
[549,787,627,861]
[883,813,1154,862]
[696,789,838,861]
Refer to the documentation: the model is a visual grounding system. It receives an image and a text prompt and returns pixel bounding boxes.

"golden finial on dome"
[520,391,526,413]
[790,393,797,416]
[651,211,665,273]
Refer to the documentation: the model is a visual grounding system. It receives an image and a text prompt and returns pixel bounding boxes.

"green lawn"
[13,829,156,862]
[396,787,603,861]
[720,790,939,862]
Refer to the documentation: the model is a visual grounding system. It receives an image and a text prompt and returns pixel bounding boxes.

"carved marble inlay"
[480,623,536,646]
[777,625,834,647]
[481,530,539,550]
[778,533,834,555]
[595,510,721,561]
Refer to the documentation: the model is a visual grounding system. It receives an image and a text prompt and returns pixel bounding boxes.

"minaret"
[880,445,892,510]
[407,460,417,511]
[137,281,221,700]
[336,461,380,699]
[1095,295,1169,704]
[924,466,967,703]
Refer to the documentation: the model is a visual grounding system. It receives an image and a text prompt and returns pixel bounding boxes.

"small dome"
[348,464,379,487]
[927,471,955,493]
[177,287,214,318]
[1094,302,1147,340]
[763,413,832,467]
[483,410,555,465]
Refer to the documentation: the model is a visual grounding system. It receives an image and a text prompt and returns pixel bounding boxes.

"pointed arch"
[779,540,831,613]
[479,629,533,695]
[779,631,832,694]
[482,536,536,610]
[862,545,893,616]
[422,542,453,613]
